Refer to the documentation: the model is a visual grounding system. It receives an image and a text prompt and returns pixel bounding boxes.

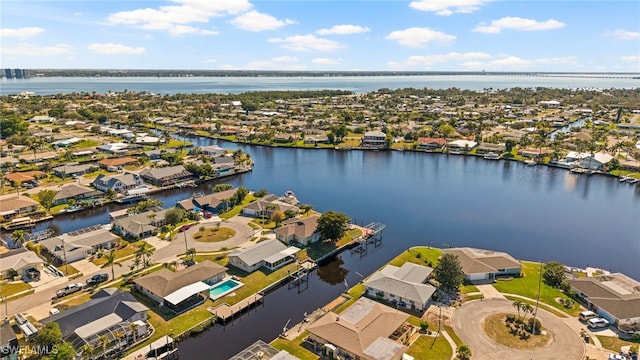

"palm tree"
[101,249,121,280]
[114,330,125,351]
[512,300,523,319]
[300,204,313,215]
[457,344,472,360]
[186,247,196,261]
[81,344,95,360]
[136,241,154,269]
[130,322,139,342]
[96,335,109,359]
[522,303,534,320]
[27,137,43,163]
[11,230,26,249]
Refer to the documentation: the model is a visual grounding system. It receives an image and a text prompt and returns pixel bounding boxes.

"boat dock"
[207,293,264,323]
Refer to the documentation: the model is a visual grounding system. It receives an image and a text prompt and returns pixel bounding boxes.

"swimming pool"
[209,279,244,300]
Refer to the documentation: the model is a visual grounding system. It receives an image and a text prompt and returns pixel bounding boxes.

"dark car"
[86,273,109,285]
[179,224,192,232]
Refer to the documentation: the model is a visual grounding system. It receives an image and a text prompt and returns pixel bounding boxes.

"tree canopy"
[543,261,566,288]
[35,322,64,349]
[0,116,29,139]
[433,253,465,294]
[37,190,57,211]
[316,211,350,242]
[165,207,187,225]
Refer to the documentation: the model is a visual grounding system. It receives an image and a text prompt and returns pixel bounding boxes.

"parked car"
[179,224,192,232]
[579,310,598,322]
[54,283,83,298]
[203,212,213,219]
[588,318,610,329]
[86,273,109,286]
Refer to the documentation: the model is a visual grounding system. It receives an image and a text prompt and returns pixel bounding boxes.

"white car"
[587,317,610,329]
[49,308,60,315]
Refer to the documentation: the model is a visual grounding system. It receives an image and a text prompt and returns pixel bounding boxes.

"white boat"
[483,152,500,160]
[619,175,633,182]
[524,159,537,166]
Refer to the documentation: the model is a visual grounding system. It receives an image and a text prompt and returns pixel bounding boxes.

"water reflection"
[316,256,349,286]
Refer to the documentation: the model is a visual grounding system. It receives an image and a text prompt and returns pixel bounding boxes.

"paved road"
[452,298,584,360]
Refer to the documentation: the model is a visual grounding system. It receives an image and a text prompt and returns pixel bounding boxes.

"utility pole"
[532,261,543,335]
[184,231,188,254]
[61,239,68,275]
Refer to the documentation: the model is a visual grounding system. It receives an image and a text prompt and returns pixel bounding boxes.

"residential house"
[230,340,299,360]
[274,215,320,246]
[52,163,97,178]
[133,260,227,313]
[304,135,330,144]
[518,148,554,158]
[306,297,411,360]
[416,137,446,151]
[0,196,39,221]
[40,226,119,263]
[361,130,386,149]
[198,145,226,157]
[228,239,301,273]
[92,172,143,193]
[53,184,101,206]
[97,157,138,170]
[476,142,506,155]
[442,247,522,281]
[364,263,436,312]
[241,194,300,219]
[112,209,169,239]
[18,151,58,164]
[580,152,614,170]
[188,188,238,214]
[446,140,477,153]
[4,171,45,185]
[139,165,193,186]
[30,115,55,123]
[570,273,640,330]
[41,289,149,355]
[51,137,81,148]
[0,248,43,282]
[96,143,129,155]
[0,323,19,360]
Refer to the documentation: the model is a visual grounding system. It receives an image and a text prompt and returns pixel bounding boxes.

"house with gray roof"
[442,247,522,281]
[274,215,319,246]
[0,248,43,282]
[133,260,227,313]
[41,289,149,356]
[241,194,300,218]
[364,262,436,312]
[40,226,118,263]
[228,239,300,273]
[139,165,193,186]
[53,184,102,205]
[570,273,640,331]
[52,163,97,178]
[112,209,169,239]
[186,188,238,213]
[92,172,143,193]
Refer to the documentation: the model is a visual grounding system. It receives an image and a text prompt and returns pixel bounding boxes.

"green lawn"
[443,325,463,346]
[460,285,479,294]
[57,264,81,276]
[271,332,319,360]
[388,247,442,268]
[302,228,362,260]
[92,244,139,266]
[406,334,452,360]
[334,284,366,314]
[596,335,639,353]
[219,194,257,220]
[0,282,33,297]
[503,295,567,318]
[492,261,581,316]
[193,227,236,242]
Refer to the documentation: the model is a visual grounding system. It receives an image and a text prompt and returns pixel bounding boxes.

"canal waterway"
[28,137,640,359]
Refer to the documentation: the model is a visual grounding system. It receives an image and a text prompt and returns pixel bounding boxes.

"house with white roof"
[0,248,43,281]
[228,239,300,273]
[447,139,478,153]
[580,152,614,170]
[40,226,119,263]
[364,262,436,312]
[442,247,522,282]
[361,130,387,149]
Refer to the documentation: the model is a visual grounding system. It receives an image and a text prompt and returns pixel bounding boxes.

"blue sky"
[1,0,639,72]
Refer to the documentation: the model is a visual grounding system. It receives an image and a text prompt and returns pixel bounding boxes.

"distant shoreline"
[3,69,640,79]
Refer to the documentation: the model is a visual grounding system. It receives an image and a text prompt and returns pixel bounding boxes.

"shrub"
[506,314,516,323]
[528,318,542,335]
[420,321,429,332]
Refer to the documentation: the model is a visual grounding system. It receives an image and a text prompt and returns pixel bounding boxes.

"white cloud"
[312,57,342,65]
[107,0,251,35]
[386,27,455,48]
[608,29,640,40]
[474,17,565,34]
[409,0,490,15]
[0,27,44,38]
[1,43,72,56]
[316,25,370,35]
[268,35,343,52]
[88,43,146,55]
[620,55,640,62]
[231,10,296,32]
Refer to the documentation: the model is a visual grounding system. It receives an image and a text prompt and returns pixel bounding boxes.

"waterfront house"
[92,172,143,193]
[0,196,40,221]
[199,145,226,157]
[97,156,138,170]
[228,239,301,273]
[52,163,97,178]
[306,297,411,360]
[274,215,320,246]
[364,262,436,312]
[112,209,169,239]
[361,130,386,149]
[446,139,477,153]
[230,340,299,360]
[580,152,614,170]
[416,137,446,151]
[139,165,193,186]
[518,148,554,158]
[41,289,149,356]
[53,184,101,206]
[476,142,506,155]
[241,194,300,219]
[442,247,522,282]
[570,273,640,331]
[40,226,118,263]
[133,260,227,313]
[190,188,238,214]
[304,135,330,144]
[0,248,43,282]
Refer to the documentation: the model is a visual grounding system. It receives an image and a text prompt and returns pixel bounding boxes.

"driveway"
[452,298,584,360]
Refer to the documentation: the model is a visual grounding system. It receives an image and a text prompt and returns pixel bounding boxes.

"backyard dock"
[207,293,264,323]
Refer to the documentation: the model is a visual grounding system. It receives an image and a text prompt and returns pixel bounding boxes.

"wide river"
[11,75,639,358]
